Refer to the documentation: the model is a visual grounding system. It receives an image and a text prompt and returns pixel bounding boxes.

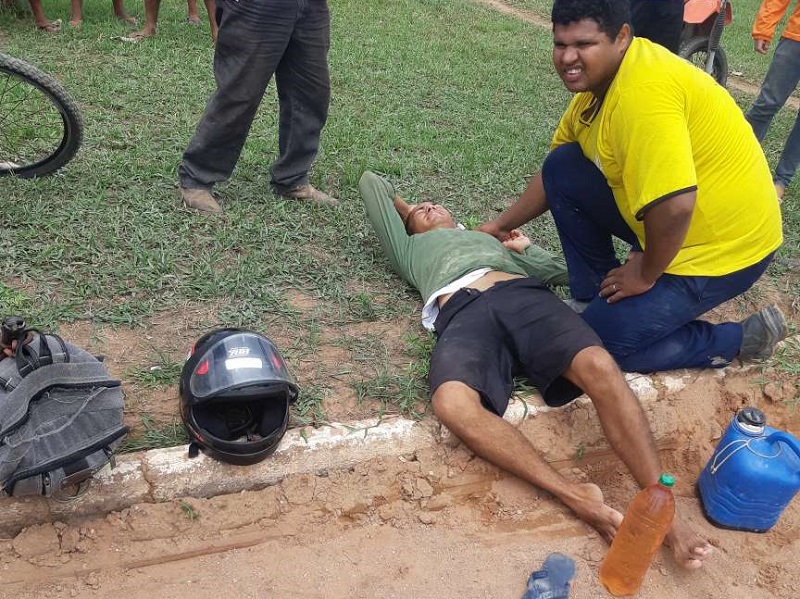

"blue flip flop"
[521,553,576,599]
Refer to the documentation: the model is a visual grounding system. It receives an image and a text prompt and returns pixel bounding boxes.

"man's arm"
[599,191,696,302]
[501,229,569,286]
[752,0,793,48]
[478,173,549,241]
[358,171,415,282]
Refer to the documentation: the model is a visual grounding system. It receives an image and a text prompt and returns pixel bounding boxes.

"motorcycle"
[679,0,733,86]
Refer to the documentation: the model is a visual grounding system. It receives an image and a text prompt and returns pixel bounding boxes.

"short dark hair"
[551,0,630,39]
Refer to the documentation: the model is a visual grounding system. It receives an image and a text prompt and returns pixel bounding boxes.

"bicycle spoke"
[0,70,64,168]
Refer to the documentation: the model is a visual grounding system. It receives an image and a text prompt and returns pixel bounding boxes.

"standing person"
[121,0,217,43]
[630,0,684,53]
[480,0,786,374]
[178,0,337,213]
[745,0,800,200]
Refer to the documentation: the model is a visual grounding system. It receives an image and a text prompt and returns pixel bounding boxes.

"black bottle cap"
[737,407,766,428]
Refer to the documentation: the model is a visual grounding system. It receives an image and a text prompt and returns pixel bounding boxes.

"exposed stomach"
[437,271,524,307]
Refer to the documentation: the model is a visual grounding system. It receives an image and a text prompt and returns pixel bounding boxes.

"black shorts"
[429,277,602,416]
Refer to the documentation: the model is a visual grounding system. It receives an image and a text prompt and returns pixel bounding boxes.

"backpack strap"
[3,332,70,392]
[0,361,119,439]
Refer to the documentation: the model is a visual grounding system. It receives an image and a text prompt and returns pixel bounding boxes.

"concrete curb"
[0,371,675,537]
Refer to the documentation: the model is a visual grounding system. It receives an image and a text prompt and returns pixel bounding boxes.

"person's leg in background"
[746,37,800,199]
[178,0,295,212]
[630,0,684,53]
[270,0,337,204]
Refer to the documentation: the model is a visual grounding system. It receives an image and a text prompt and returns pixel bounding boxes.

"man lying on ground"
[359,170,712,570]
[480,0,786,374]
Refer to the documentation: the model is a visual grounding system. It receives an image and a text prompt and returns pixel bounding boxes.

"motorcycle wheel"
[679,37,728,87]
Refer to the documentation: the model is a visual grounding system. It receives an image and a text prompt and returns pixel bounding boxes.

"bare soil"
[1,285,799,598]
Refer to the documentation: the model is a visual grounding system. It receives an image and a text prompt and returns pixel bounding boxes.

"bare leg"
[28,0,60,31]
[69,0,81,27]
[203,0,216,42]
[122,0,158,41]
[111,0,138,25]
[432,381,624,542]
[186,0,200,23]
[562,346,713,569]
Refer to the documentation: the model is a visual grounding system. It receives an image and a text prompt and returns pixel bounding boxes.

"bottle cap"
[658,473,675,487]
[736,407,766,434]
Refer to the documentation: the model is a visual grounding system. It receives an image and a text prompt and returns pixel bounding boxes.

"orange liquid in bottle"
[599,473,676,596]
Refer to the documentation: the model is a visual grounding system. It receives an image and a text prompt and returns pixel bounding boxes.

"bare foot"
[664,516,713,570]
[68,18,81,27]
[120,27,155,42]
[35,18,61,32]
[186,14,201,24]
[775,182,785,202]
[562,482,624,543]
[117,14,138,26]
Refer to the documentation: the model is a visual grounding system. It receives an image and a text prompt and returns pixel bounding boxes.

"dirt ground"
[1,331,799,599]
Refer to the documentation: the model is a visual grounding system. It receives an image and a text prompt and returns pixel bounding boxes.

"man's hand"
[754,39,770,54]
[598,252,655,303]
[501,229,531,254]
[476,220,512,241]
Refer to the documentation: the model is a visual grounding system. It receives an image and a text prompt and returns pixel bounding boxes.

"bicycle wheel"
[0,52,83,178]
[679,37,728,88]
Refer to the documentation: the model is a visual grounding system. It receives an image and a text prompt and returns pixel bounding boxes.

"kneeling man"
[360,171,712,569]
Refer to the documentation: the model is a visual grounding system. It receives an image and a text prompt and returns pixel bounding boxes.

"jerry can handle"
[766,432,800,463]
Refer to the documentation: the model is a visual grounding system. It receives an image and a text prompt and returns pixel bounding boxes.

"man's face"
[406,202,456,234]
[552,19,630,97]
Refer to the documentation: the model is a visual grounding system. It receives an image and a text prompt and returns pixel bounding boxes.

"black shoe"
[738,305,788,361]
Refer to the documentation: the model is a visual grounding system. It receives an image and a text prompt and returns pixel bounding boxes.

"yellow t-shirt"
[551,38,782,276]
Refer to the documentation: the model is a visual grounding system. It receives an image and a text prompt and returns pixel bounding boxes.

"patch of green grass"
[291,383,329,428]
[0,283,30,316]
[125,351,183,388]
[118,414,188,453]
[2,0,798,449]
[771,336,800,411]
[179,500,199,521]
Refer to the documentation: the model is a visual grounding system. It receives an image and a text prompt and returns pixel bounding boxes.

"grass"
[126,350,184,388]
[1,0,799,443]
[118,413,188,453]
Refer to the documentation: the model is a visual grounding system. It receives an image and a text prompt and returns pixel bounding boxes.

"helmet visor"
[188,332,296,402]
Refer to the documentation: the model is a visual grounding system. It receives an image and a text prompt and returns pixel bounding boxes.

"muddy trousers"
[179,0,331,193]
[542,143,774,373]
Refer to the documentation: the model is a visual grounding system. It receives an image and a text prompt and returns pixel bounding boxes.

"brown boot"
[180,187,222,214]
[280,184,339,206]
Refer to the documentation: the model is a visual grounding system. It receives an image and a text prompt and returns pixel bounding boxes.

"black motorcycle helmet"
[179,329,298,465]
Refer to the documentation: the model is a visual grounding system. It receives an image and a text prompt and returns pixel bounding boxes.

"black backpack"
[0,328,128,497]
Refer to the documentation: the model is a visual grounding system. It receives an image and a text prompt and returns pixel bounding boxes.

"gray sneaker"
[738,305,789,361]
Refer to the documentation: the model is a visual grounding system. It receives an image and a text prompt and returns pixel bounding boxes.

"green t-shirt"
[359,171,568,306]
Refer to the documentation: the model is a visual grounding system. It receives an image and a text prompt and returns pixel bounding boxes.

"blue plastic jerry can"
[698,407,800,532]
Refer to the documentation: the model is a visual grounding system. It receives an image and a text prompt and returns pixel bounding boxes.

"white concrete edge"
[2,365,742,535]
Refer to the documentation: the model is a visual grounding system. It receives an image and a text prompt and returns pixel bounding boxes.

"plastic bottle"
[599,473,676,596]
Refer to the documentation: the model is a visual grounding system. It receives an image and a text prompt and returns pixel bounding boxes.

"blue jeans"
[746,37,800,189]
[541,143,774,373]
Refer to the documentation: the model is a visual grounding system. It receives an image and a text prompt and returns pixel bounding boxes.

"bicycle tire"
[679,37,729,87]
[0,52,84,178]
